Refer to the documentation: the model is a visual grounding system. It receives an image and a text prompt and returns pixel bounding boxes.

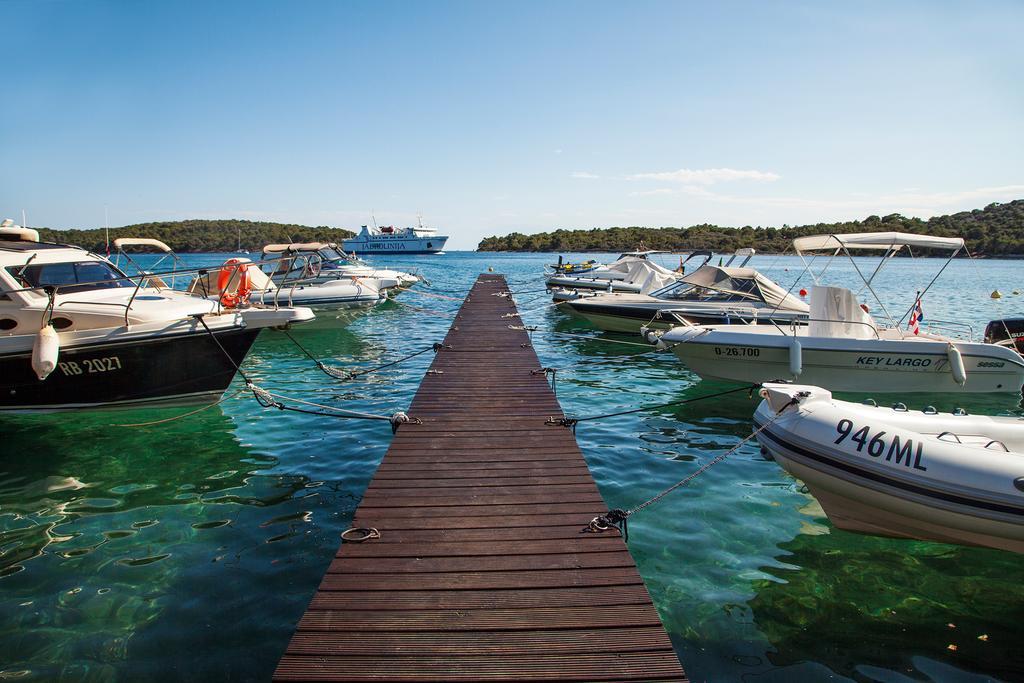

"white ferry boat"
[342,218,448,254]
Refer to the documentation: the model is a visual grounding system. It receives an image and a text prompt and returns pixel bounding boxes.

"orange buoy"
[217,258,252,308]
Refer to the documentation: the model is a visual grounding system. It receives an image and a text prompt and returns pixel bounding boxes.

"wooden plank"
[273,274,686,682]
[318,567,644,591]
[284,626,673,655]
[276,652,685,682]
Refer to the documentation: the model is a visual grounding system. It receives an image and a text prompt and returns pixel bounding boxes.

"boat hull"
[753,392,1024,552]
[568,300,802,334]
[670,330,1024,393]
[0,327,261,412]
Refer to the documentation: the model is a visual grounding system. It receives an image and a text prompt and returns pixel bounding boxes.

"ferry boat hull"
[342,235,448,254]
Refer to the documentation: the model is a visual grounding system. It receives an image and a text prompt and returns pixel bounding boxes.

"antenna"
[21,209,27,228]
[371,211,378,230]
[104,205,110,256]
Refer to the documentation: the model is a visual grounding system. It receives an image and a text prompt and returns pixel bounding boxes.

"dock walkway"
[274,274,686,682]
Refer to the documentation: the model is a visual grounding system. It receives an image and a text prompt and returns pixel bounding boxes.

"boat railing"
[921,318,975,341]
[3,254,314,327]
[788,317,882,339]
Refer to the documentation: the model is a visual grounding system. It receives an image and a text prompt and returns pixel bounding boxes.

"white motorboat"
[565,263,809,333]
[0,223,313,411]
[342,216,447,254]
[116,239,386,315]
[261,242,418,290]
[189,258,384,318]
[546,252,684,296]
[662,232,1024,394]
[755,382,1024,553]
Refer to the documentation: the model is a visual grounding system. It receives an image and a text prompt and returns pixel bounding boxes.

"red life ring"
[217,258,252,308]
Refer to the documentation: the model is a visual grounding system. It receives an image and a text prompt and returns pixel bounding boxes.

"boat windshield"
[653,278,763,303]
[8,261,133,293]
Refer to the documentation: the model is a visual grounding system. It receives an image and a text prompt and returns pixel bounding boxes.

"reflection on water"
[1,252,1022,681]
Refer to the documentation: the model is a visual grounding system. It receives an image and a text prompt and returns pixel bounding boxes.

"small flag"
[908,297,924,335]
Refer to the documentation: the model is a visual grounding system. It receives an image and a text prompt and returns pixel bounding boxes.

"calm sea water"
[1,251,1022,682]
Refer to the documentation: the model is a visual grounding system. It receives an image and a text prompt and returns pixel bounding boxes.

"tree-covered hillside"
[478,200,1024,256]
[36,219,354,253]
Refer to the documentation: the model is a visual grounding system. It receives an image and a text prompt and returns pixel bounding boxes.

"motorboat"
[547,256,604,275]
[0,223,313,411]
[261,242,418,290]
[755,382,1024,553]
[661,232,1024,394]
[342,216,447,254]
[565,263,809,333]
[116,239,386,315]
[546,251,684,295]
[189,257,384,318]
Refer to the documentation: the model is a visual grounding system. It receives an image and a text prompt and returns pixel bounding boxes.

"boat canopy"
[793,232,964,254]
[113,238,173,252]
[667,265,809,311]
[262,242,343,254]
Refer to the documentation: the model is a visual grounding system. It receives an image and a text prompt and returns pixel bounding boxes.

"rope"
[192,314,418,432]
[585,394,801,540]
[281,330,443,381]
[511,325,657,348]
[548,384,756,431]
[111,389,246,427]
[341,527,380,542]
[392,299,458,319]
[246,382,421,433]
[401,288,467,302]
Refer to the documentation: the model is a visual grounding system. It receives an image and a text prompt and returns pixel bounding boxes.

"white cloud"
[630,167,781,185]
[570,171,600,179]
[628,188,676,197]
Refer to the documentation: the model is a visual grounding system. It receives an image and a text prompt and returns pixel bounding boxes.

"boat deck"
[273,274,686,682]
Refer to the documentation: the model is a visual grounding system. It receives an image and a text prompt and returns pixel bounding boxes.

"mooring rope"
[193,314,418,431]
[246,383,421,433]
[282,329,444,381]
[584,394,801,540]
[510,325,657,348]
[111,389,247,427]
[547,384,757,432]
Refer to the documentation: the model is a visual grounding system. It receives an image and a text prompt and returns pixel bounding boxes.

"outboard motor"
[984,318,1024,355]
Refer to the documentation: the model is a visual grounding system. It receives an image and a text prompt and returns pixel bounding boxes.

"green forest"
[478,200,1024,256]
[36,219,354,253]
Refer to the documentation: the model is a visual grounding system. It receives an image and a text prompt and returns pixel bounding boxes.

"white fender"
[947,343,967,386]
[788,337,802,378]
[32,324,60,380]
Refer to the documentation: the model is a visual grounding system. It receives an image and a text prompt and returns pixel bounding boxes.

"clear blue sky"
[2,1,1021,249]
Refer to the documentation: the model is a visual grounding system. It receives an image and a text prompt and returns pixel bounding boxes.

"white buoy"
[788,338,802,378]
[947,343,967,386]
[32,324,60,380]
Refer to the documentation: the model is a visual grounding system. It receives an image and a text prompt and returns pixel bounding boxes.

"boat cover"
[808,285,877,339]
[793,232,964,253]
[678,265,808,311]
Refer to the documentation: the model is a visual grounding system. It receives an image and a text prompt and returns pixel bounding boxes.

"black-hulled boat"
[0,223,313,411]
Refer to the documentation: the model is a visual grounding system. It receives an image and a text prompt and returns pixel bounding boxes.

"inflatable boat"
[754,383,1024,553]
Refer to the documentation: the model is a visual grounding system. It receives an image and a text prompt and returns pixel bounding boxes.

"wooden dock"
[274,274,686,682]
